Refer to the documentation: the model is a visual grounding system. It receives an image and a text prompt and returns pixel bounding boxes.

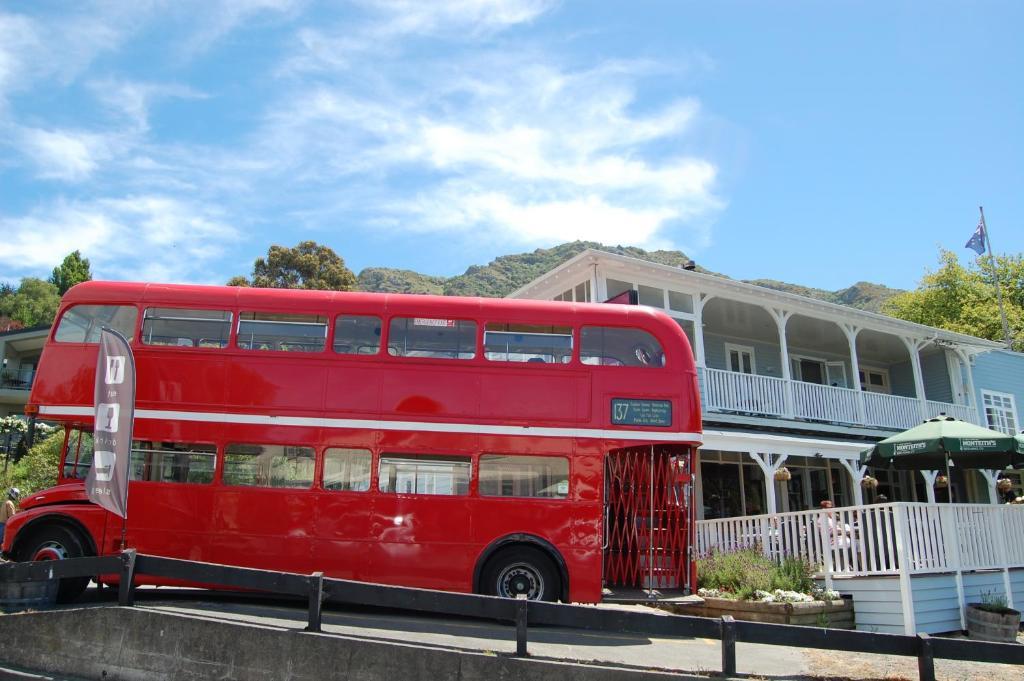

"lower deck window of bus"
[54,305,138,343]
[62,429,94,479]
[237,312,327,352]
[479,455,569,498]
[333,315,382,355]
[223,444,315,488]
[483,323,572,363]
[142,308,232,348]
[323,448,372,491]
[387,318,476,359]
[580,326,665,368]
[378,454,470,495]
[130,441,215,483]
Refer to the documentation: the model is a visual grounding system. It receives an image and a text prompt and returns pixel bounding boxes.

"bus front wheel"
[16,524,91,603]
[481,546,561,602]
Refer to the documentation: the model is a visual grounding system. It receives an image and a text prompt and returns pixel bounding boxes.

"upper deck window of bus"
[580,326,665,368]
[130,441,215,484]
[333,315,381,355]
[142,308,232,348]
[379,454,470,495]
[387,317,476,360]
[483,323,572,364]
[54,305,138,344]
[237,312,327,352]
[223,443,315,488]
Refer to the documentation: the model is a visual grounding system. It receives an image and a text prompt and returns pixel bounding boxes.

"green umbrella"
[1016,433,1024,456]
[860,415,1022,471]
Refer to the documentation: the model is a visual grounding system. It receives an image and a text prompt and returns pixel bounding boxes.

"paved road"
[14,587,1023,680]
[92,587,807,678]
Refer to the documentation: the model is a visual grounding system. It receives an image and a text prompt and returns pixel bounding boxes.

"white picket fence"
[696,502,1024,580]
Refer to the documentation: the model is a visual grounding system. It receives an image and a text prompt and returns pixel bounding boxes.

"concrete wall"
[0,607,705,681]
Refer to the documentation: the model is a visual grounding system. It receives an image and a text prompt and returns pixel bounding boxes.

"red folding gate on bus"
[604,445,695,593]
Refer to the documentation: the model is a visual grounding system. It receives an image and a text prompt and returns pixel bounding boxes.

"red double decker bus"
[3,281,701,603]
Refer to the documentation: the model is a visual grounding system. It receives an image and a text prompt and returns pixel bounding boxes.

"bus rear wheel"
[16,524,91,603]
[482,546,561,602]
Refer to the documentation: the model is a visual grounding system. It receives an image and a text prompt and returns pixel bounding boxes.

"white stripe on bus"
[38,405,702,444]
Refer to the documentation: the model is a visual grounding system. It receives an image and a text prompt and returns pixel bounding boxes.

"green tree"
[242,241,357,291]
[0,278,61,327]
[883,249,1024,350]
[49,250,92,295]
[226,275,251,287]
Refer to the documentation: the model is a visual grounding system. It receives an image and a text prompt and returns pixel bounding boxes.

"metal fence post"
[916,633,935,681]
[306,572,324,633]
[118,549,137,606]
[515,594,528,657]
[720,615,736,677]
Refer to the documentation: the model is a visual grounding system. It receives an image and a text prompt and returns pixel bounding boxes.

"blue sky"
[1,1,1021,291]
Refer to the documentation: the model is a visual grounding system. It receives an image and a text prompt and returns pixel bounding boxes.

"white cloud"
[258,49,722,250]
[0,196,240,284]
[19,128,114,182]
[363,0,556,36]
[90,80,207,131]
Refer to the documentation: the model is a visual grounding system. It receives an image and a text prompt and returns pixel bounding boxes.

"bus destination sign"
[611,398,672,427]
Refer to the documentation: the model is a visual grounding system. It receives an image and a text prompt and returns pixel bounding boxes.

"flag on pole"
[86,328,135,519]
[965,220,986,255]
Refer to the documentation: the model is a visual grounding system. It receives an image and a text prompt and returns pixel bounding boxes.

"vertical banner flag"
[86,328,135,518]
[965,219,986,255]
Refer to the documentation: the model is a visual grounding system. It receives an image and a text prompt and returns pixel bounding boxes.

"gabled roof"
[511,248,1005,351]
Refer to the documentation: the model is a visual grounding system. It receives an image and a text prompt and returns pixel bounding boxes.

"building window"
[982,390,1018,435]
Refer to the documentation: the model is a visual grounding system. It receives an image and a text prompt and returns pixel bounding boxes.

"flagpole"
[978,206,1013,349]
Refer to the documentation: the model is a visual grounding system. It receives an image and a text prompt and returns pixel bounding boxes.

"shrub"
[697,549,817,601]
[9,427,65,496]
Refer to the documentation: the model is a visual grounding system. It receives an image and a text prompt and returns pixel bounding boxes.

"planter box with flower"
[965,592,1021,643]
[684,549,854,629]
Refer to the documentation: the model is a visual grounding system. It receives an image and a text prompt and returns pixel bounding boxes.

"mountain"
[356,267,446,295]
[356,242,902,312]
[744,280,902,313]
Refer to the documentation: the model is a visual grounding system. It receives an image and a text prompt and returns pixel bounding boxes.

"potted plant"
[774,467,791,482]
[966,592,1021,643]
[860,475,879,489]
[997,477,1013,493]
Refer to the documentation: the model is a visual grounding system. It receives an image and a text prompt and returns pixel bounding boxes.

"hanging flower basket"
[774,467,792,482]
[860,475,879,490]
[997,478,1013,493]
[935,475,949,488]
